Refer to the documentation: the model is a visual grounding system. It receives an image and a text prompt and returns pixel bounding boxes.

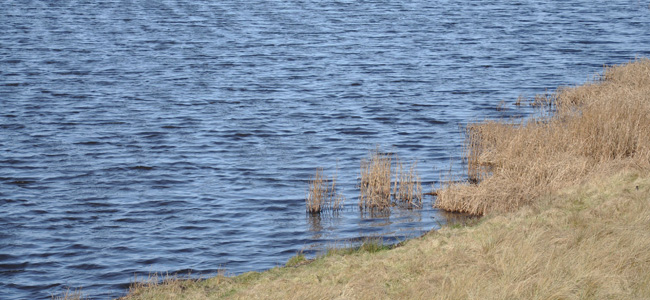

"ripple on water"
[2,0,650,298]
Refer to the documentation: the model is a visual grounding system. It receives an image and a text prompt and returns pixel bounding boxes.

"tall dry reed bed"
[436,59,650,215]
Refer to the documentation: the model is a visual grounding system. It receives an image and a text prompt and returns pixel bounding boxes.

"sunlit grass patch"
[285,252,308,267]
[323,237,393,257]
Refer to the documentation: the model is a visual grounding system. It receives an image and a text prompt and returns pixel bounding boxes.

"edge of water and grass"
[57,59,650,299]
[114,171,650,299]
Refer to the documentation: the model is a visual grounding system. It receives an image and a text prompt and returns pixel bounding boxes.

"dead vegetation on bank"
[437,58,650,215]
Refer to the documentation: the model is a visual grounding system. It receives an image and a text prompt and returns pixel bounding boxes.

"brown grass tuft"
[359,148,393,210]
[119,272,224,300]
[393,159,423,207]
[437,58,650,215]
[359,148,424,210]
[51,288,85,300]
[496,100,507,111]
[306,168,345,214]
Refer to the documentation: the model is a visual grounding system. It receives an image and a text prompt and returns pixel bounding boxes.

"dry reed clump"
[436,58,650,215]
[359,149,393,210]
[120,272,224,300]
[306,168,345,214]
[393,159,422,207]
[359,148,424,210]
[53,288,85,300]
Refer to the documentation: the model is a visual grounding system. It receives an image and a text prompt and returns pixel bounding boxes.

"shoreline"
[116,170,650,299]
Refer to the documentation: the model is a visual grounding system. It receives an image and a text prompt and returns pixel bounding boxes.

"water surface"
[1,1,649,298]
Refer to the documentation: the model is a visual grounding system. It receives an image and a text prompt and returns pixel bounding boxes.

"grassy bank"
[437,58,650,215]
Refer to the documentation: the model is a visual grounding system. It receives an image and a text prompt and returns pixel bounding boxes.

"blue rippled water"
[1,1,649,298]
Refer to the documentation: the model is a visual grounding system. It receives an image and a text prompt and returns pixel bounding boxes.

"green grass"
[285,253,307,267]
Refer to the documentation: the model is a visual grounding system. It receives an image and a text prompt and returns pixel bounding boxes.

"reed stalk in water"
[359,148,393,210]
[306,168,344,214]
[393,159,422,207]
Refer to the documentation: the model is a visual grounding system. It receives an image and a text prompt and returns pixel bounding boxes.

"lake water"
[1,1,649,298]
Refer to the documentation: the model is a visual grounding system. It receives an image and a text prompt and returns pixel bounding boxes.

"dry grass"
[359,148,424,210]
[359,148,393,210]
[393,159,423,207]
[437,58,650,215]
[121,272,217,300]
[306,168,345,214]
[285,252,308,267]
[496,100,507,111]
[120,170,650,300]
[52,288,85,300]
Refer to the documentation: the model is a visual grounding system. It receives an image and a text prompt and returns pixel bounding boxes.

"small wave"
[131,165,154,170]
